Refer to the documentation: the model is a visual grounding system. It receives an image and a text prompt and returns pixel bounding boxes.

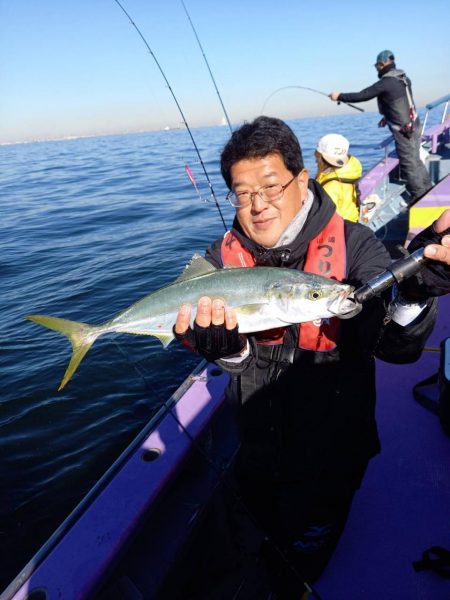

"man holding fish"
[28,116,450,599]
[174,116,450,598]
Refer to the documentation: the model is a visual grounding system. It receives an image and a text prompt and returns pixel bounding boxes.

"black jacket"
[338,63,415,128]
[205,181,437,483]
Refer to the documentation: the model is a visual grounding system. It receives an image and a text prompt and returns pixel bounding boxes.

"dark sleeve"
[339,79,386,104]
[345,222,391,286]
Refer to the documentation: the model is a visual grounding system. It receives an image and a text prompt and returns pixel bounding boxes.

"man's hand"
[422,209,450,266]
[328,92,341,102]
[175,297,237,332]
[400,209,450,301]
[174,297,246,361]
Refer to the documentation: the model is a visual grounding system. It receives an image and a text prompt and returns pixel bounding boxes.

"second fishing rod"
[261,85,364,114]
[113,0,228,232]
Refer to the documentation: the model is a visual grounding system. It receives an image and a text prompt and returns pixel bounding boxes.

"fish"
[26,254,361,390]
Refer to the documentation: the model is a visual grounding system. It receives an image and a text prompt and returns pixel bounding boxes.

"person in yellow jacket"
[315,133,362,222]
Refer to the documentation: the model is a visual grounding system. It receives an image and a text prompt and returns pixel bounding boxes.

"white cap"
[316,133,349,167]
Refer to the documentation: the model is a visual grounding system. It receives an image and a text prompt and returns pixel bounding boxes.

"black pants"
[236,463,368,599]
[391,123,432,201]
[179,462,367,599]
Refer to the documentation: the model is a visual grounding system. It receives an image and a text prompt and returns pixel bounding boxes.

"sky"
[1,0,449,144]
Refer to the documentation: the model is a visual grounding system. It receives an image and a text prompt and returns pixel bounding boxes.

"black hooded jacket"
[338,63,415,128]
[205,181,437,483]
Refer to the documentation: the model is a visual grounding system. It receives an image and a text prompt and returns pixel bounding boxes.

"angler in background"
[329,49,433,202]
[314,133,362,222]
[174,116,450,599]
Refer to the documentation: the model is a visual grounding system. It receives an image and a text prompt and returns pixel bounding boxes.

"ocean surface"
[0,110,434,591]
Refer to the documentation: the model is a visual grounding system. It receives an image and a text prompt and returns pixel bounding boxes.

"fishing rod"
[354,225,450,303]
[181,0,233,135]
[112,0,228,232]
[261,85,364,114]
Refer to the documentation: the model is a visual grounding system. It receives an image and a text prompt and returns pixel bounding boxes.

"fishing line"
[112,0,228,231]
[110,337,323,599]
[181,0,233,135]
[261,85,364,114]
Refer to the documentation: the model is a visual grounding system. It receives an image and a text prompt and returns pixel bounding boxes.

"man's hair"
[220,116,304,189]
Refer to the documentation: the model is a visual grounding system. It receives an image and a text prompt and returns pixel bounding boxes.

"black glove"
[174,321,247,362]
[399,224,450,302]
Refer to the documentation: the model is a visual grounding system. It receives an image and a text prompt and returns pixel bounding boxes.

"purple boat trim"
[411,175,450,208]
[7,363,230,600]
[359,156,399,200]
[407,174,450,242]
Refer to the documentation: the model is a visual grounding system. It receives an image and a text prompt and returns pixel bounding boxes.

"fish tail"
[26,315,103,391]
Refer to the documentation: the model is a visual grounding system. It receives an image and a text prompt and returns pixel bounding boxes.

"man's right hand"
[174,297,247,361]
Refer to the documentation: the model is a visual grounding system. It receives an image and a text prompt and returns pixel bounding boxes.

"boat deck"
[317,294,450,600]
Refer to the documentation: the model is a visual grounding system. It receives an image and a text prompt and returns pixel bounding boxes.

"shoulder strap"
[381,70,417,125]
[322,176,360,185]
[394,71,417,119]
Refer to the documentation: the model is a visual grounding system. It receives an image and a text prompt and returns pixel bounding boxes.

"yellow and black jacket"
[316,154,362,222]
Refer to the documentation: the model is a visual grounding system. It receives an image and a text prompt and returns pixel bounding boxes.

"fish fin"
[152,332,174,348]
[173,254,217,283]
[26,315,102,391]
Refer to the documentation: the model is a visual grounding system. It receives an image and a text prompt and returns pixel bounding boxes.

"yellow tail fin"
[26,315,102,390]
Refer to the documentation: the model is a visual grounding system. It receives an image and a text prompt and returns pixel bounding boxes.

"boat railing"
[421,93,450,133]
[421,94,450,155]
[354,136,399,203]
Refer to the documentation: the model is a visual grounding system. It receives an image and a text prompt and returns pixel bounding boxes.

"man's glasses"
[226,173,298,209]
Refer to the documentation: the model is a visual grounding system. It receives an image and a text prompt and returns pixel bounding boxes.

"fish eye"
[308,289,323,301]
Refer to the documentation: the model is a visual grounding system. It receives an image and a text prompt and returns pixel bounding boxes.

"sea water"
[0,110,431,590]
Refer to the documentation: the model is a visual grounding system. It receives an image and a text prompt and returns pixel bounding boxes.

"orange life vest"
[220,212,346,351]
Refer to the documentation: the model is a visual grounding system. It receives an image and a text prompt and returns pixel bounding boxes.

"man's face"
[375,60,389,72]
[230,152,309,248]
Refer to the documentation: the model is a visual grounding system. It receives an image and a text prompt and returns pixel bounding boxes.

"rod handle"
[337,100,364,113]
[354,249,426,304]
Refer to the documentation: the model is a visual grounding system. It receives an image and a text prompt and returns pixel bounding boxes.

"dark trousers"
[179,462,367,599]
[236,463,368,599]
[391,123,432,201]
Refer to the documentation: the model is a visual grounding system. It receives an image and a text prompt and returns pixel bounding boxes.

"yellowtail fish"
[26,255,360,390]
